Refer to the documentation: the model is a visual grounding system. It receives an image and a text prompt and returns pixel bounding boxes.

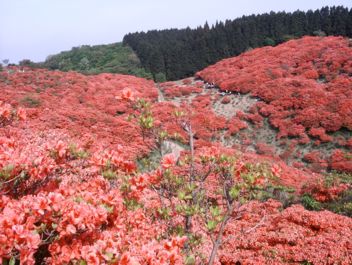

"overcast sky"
[1,0,351,63]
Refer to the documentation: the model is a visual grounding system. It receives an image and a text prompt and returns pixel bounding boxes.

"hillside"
[34,6,352,82]
[196,36,352,173]
[1,36,352,264]
[39,43,152,79]
[124,6,352,80]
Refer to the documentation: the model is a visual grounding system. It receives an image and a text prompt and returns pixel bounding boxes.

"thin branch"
[243,213,267,234]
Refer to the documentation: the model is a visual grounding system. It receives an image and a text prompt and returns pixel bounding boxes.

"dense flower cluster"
[160,82,203,98]
[220,200,352,264]
[0,69,157,159]
[0,101,26,126]
[197,36,352,172]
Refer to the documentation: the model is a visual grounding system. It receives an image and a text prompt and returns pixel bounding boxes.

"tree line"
[14,43,153,79]
[123,6,352,81]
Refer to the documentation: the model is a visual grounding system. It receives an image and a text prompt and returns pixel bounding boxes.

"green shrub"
[301,194,321,211]
[21,96,41,108]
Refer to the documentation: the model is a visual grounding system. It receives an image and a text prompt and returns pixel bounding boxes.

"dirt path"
[155,83,186,158]
[161,140,186,160]
[156,83,165,102]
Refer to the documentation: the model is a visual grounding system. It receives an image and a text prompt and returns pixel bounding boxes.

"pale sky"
[1,0,351,63]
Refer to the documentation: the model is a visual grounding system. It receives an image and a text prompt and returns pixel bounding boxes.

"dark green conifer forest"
[123,6,352,80]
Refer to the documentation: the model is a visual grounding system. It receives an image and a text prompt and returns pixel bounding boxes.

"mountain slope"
[124,6,352,80]
[196,36,352,173]
[0,36,351,264]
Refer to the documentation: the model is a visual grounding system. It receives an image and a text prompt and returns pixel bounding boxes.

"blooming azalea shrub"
[0,135,57,197]
[345,138,352,150]
[0,101,26,127]
[160,83,202,99]
[303,151,329,172]
[330,150,352,173]
[150,101,227,147]
[301,180,350,203]
[0,124,186,264]
[146,145,279,263]
[220,96,231,104]
[0,174,187,264]
[255,142,275,156]
[182,78,192,85]
[220,200,352,264]
[191,94,211,109]
[309,127,333,143]
[226,117,248,136]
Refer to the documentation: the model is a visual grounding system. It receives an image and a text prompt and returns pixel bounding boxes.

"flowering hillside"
[197,36,352,173]
[1,36,352,264]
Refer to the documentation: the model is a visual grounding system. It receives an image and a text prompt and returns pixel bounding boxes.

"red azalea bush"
[0,101,26,126]
[301,179,350,202]
[346,138,352,150]
[220,200,352,264]
[160,83,202,98]
[255,142,275,156]
[308,127,333,143]
[0,122,187,264]
[330,150,352,173]
[182,78,192,85]
[303,151,328,172]
[221,96,231,104]
[226,117,248,136]
[196,36,352,169]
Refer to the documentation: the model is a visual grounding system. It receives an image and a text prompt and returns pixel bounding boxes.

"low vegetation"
[39,42,152,79]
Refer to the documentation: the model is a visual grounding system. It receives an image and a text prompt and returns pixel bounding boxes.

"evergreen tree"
[121,6,352,81]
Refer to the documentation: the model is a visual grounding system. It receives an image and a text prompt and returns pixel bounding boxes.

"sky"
[1,0,351,64]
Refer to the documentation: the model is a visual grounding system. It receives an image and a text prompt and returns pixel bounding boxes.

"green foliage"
[137,150,162,172]
[154,72,167,82]
[281,34,297,42]
[123,198,142,211]
[257,184,296,208]
[101,169,117,180]
[300,172,352,217]
[0,164,15,180]
[139,115,154,129]
[134,99,154,129]
[185,255,196,265]
[323,189,352,217]
[301,194,322,211]
[40,43,152,79]
[301,261,313,265]
[19,59,36,67]
[133,99,278,263]
[21,95,41,108]
[313,30,327,37]
[264,37,276,46]
[324,171,352,186]
[68,144,89,159]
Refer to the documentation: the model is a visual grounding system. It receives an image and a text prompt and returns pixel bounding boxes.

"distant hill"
[124,6,352,80]
[39,42,153,79]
